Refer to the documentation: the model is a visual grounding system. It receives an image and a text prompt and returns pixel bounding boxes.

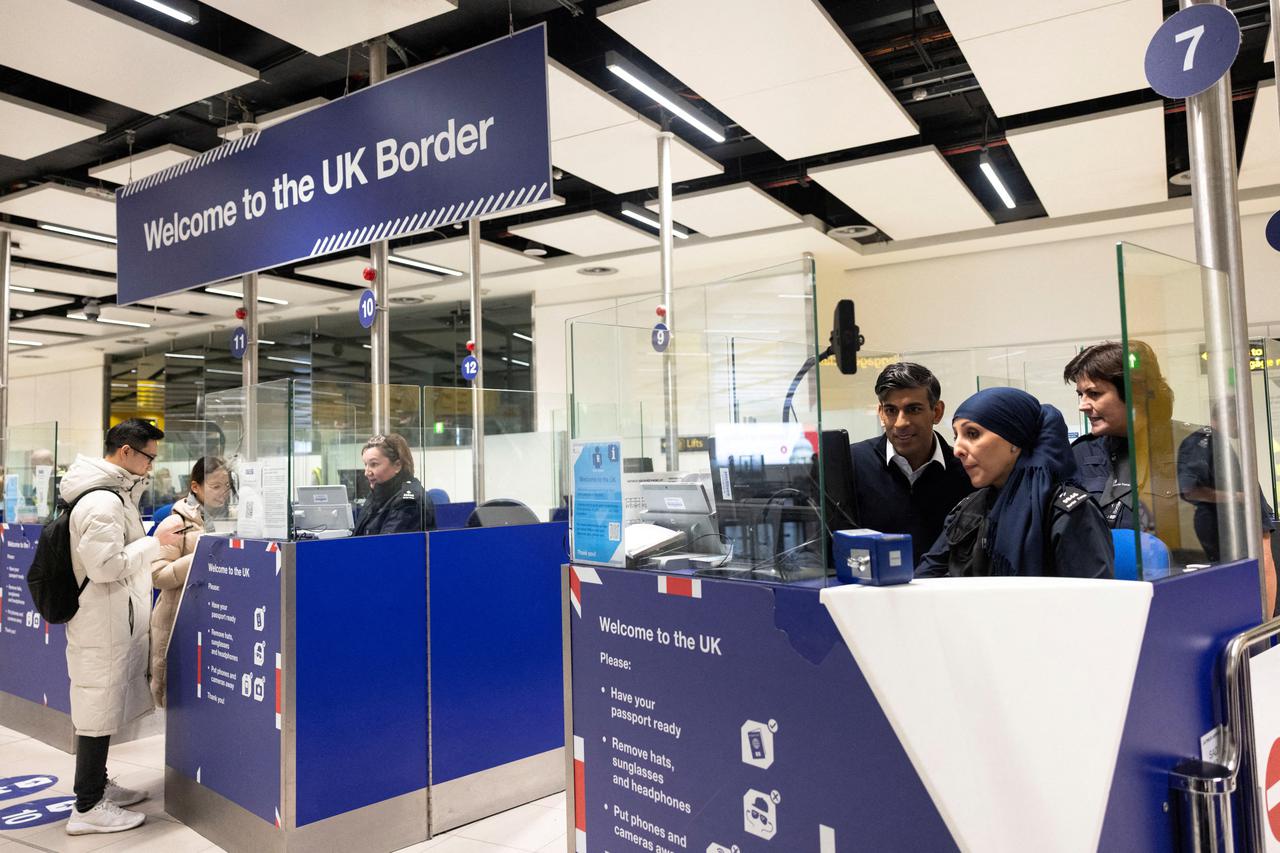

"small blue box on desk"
[833,529,913,586]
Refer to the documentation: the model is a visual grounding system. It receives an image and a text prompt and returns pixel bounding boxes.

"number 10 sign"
[1144,4,1240,100]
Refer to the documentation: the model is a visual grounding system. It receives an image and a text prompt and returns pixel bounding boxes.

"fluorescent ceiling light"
[979,151,1017,210]
[164,352,205,360]
[388,254,464,277]
[129,0,198,24]
[620,202,689,239]
[267,355,310,366]
[777,293,813,299]
[206,368,243,376]
[9,285,36,293]
[10,339,43,347]
[258,339,275,345]
[67,312,151,328]
[513,331,534,343]
[604,51,726,144]
[39,223,117,245]
[203,286,289,306]
[500,356,531,367]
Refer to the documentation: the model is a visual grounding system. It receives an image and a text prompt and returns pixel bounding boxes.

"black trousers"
[73,734,110,812]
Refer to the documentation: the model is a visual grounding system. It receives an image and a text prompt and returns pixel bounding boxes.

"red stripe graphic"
[665,576,695,597]
[574,758,585,833]
[275,666,281,715]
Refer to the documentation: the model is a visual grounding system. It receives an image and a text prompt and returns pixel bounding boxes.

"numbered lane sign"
[1267,210,1280,252]
[230,326,247,359]
[651,322,670,353]
[358,289,377,329]
[460,354,479,382]
[1144,4,1240,99]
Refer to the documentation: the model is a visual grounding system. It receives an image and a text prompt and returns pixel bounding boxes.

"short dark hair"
[874,362,941,407]
[104,418,164,455]
[364,433,414,478]
[1063,342,1125,400]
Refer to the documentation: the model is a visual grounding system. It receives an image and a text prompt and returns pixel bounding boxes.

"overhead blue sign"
[1144,4,1240,99]
[357,289,377,329]
[116,26,552,305]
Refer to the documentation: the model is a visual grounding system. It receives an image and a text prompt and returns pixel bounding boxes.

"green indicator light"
[434,422,445,434]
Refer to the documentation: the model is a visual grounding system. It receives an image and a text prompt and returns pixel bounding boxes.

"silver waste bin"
[1170,759,1235,853]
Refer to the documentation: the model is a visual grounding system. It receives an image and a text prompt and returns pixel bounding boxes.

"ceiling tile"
[944,0,1158,116]
[809,146,993,240]
[136,291,243,316]
[0,0,258,115]
[203,275,346,308]
[509,211,658,256]
[9,291,75,312]
[599,0,917,160]
[1241,80,1280,189]
[0,93,105,161]
[4,225,117,272]
[0,183,117,236]
[645,183,801,237]
[1006,103,1167,217]
[14,316,110,337]
[9,263,117,298]
[293,257,443,288]
[7,330,78,347]
[397,237,544,274]
[89,144,198,186]
[201,0,457,56]
[933,0,1122,41]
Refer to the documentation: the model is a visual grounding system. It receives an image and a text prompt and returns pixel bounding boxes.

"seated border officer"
[352,432,436,536]
[1065,342,1277,610]
[917,387,1114,579]
[849,362,973,566]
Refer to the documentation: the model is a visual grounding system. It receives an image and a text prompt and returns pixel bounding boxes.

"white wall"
[8,355,105,462]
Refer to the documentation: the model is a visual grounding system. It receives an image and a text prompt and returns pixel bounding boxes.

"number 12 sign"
[1144,4,1240,100]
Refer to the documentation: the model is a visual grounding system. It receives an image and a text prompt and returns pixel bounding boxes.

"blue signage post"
[116,27,552,304]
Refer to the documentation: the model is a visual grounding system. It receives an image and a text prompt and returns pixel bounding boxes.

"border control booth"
[164,379,568,852]
[562,253,1275,852]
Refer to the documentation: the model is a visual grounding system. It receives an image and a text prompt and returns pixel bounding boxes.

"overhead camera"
[82,298,102,321]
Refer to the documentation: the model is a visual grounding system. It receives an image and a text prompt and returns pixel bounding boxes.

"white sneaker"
[65,798,146,835]
[104,777,148,806]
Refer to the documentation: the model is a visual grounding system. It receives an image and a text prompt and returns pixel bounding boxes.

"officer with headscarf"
[916,387,1114,579]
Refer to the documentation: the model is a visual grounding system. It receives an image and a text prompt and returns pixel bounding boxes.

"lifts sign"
[115,26,552,304]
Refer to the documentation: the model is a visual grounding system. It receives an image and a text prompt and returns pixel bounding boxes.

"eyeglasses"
[128,445,157,464]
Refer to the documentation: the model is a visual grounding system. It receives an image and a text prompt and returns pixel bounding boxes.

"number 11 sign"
[1144,4,1240,100]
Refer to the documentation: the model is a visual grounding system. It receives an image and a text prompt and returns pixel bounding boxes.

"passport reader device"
[833,529,913,585]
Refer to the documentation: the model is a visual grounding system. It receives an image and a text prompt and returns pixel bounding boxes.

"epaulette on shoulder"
[1054,485,1091,513]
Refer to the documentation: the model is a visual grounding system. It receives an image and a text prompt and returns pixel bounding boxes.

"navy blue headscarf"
[953,387,1079,576]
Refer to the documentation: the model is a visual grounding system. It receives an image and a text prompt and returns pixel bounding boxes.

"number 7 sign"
[1144,4,1240,100]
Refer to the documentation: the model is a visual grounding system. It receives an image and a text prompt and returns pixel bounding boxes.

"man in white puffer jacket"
[60,419,182,836]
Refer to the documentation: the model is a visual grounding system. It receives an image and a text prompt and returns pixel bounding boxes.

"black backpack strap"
[65,486,126,593]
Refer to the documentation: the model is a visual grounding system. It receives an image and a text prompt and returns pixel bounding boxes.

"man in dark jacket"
[848,362,974,566]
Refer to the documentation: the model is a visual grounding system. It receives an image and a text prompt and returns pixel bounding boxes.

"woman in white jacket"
[60,420,182,836]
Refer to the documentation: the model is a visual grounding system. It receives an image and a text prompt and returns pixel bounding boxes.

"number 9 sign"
[1144,4,1240,100]
[358,289,377,329]
[651,322,670,353]
[230,326,247,359]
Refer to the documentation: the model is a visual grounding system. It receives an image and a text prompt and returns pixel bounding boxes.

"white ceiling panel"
[809,146,993,240]
[9,291,74,312]
[645,183,801,237]
[946,0,1157,116]
[91,305,186,327]
[932,0,1121,42]
[0,0,258,115]
[201,0,456,56]
[136,290,243,316]
[398,238,544,274]
[1006,103,1167,217]
[509,211,658,257]
[89,144,197,185]
[0,184,116,236]
[203,276,345,308]
[14,316,110,337]
[0,94,105,161]
[1241,81,1280,189]
[599,0,917,160]
[5,225,116,272]
[9,264,117,298]
[293,257,443,288]
[7,330,78,346]
[548,62,722,194]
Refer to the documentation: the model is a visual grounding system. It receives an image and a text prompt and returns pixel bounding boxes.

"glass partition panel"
[1117,242,1255,578]
[203,380,292,539]
[5,422,58,522]
[568,258,829,583]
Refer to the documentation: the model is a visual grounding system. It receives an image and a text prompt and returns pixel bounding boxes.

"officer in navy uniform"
[847,363,973,567]
[352,432,435,536]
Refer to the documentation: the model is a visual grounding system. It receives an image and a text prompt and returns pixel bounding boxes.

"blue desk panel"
[0,524,71,713]
[428,522,567,784]
[435,502,477,531]
[294,533,429,826]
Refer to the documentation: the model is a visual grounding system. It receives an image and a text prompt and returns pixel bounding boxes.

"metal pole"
[0,230,10,473]
[468,218,485,504]
[368,36,391,434]
[241,271,258,458]
[658,130,679,472]
[1182,0,1260,599]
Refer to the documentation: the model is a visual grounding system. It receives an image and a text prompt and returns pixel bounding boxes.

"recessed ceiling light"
[1169,170,1192,186]
[577,266,619,276]
[129,0,199,24]
[389,295,433,305]
[523,245,548,257]
[204,287,288,306]
[828,224,879,239]
[39,223,118,245]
